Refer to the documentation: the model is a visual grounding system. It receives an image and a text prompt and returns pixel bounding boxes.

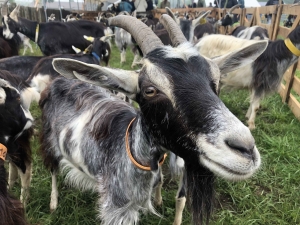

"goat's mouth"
[200,153,260,181]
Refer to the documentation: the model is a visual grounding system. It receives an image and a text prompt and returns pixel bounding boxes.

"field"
[13,42,300,225]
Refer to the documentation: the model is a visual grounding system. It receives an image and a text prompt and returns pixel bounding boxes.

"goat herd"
[0,1,299,225]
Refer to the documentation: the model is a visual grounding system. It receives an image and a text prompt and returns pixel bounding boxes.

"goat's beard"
[185,162,215,225]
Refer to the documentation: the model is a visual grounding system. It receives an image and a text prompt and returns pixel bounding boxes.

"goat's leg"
[153,168,163,206]
[22,46,27,56]
[248,93,262,130]
[173,171,186,225]
[50,170,59,212]
[8,162,19,189]
[19,161,32,206]
[246,90,254,119]
[120,49,126,64]
[27,41,34,53]
[131,53,140,68]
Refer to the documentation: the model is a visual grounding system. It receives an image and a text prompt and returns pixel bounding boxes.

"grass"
[14,41,300,225]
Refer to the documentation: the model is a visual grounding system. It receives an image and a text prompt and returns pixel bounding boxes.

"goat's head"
[1,4,21,39]
[83,35,113,63]
[218,4,241,26]
[166,7,211,43]
[0,73,33,145]
[52,15,266,224]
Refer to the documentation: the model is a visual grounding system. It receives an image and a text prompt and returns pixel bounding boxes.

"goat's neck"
[129,116,166,170]
[16,17,38,42]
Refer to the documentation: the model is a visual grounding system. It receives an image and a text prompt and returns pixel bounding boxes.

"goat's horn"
[229,4,241,14]
[159,14,187,47]
[192,10,211,26]
[1,0,8,16]
[83,44,93,54]
[84,35,95,42]
[72,46,82,54]
[108,15,163,55]
[165,7,178,22]
[100,34,114,42]
[10,5,20,18]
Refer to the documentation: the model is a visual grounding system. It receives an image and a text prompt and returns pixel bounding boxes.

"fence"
[153,5,300,120]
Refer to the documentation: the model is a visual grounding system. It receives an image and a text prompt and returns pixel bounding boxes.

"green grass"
[14,42,300,225]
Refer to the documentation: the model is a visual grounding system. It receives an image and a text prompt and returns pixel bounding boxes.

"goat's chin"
[4,32,14,39]
[200,154,260,181]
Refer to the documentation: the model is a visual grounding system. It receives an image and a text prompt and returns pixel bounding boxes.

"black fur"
[0,27,21,59]
[2,16,108,56]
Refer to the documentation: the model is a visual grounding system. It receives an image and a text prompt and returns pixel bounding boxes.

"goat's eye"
[144,87,157,97]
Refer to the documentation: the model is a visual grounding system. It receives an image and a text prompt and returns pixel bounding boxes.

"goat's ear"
[52,58,139,99]
[212,40,268,74]
[10,5,20,21]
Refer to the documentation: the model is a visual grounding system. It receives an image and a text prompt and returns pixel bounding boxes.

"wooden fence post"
[272,5,282,40]
[281,63,298,103]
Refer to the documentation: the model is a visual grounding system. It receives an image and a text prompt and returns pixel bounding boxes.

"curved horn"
[72,46,82,54]
[100,34,114,42]
[1,0,8,16]
[192,10,211,26]
[159,14,187,47]
[165,7,179,23]
[84,35,95,42]
[10,5,20,20]
[229,4,241,14]
[108,15,163,55]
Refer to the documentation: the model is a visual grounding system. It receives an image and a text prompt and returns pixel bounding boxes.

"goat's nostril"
[225,139,254,160]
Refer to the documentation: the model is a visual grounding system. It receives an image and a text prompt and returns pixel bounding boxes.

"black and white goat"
[40,15,266,225]
[196,26,300,129]
[114,11,143,68]
[0,27,21,59]
[0,77,30,225]
[0,71,34,206]
[2,5,110,56]
[231,25,269,40]
[27,36,112,95]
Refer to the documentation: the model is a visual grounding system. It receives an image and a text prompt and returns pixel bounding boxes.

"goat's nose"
[225,138,255,160]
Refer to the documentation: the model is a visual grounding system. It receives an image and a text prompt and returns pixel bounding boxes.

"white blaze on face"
[0,87,6,104]
[3,16,15,39]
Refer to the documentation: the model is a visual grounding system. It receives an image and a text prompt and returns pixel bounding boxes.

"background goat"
[0,71,34,206]
[40,15,265,225]
[2,5,110,56]
[196,27,300,129]
[0,27,21,59]
[231,25,269,40]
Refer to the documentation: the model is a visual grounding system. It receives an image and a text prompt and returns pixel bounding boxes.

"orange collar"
[125,117,167,171]
[0,143,7,161]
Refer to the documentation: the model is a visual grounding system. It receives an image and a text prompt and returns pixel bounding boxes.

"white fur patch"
[196,106,261,181]
[0,87,6,104]
[162,42,199,62]
[3,16,15,39]
[143,59,176,106]
[30,74,51,93]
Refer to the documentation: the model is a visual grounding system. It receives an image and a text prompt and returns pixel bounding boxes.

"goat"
[0,27,21,59]
[231,25,269,40]
[195,27,300,129]
[0,77,30,225]
[40,14,266,225]
[2,4,110,56]
[27,37,112,95]
[215,4,241,34]
[114,11,142,68]
[0,70,34,207]
[17,33,34,55]
[0,55,44,81]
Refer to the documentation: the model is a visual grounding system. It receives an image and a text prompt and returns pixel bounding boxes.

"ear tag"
[200,18,206,25]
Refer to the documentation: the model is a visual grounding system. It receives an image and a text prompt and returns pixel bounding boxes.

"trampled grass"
[15,41,300,225]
